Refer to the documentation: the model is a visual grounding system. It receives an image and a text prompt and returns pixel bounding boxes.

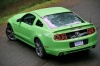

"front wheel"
[35,39,46,59]
[6,24,16,41]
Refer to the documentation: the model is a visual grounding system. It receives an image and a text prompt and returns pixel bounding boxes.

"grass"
[22,0,62,12]
[0,0,51,18]
[0,0,64,25]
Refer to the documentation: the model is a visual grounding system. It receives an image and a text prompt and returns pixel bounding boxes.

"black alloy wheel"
[6,24,16,40]
[35,39,46,59]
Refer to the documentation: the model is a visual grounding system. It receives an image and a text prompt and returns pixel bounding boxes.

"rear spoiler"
[52,23,94,33]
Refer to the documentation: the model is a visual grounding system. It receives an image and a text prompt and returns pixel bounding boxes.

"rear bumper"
[46,43,96,56]
[45,32,97,56]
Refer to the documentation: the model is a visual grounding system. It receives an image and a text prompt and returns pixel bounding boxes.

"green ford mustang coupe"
[6,7,97,58]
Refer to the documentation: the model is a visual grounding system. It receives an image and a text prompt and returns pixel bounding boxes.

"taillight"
[87,27,95,34]
[54,34,67,40]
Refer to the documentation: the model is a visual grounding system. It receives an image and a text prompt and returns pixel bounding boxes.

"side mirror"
[17,18,22,22]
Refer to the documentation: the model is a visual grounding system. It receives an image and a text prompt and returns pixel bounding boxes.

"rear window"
[42,12,84,29]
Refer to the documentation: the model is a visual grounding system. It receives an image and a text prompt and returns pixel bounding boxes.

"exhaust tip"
[58,52,64,56]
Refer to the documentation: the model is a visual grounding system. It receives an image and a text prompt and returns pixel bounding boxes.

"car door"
[18,14,36,44]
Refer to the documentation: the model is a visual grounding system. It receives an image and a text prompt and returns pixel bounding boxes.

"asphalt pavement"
[0,0,100,66]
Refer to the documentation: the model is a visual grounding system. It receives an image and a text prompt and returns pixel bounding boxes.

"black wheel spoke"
[7,30,12,33]
[9,32,14,38]
[39,47,43,56]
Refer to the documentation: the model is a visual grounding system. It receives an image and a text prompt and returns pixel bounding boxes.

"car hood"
[51,22,94,33]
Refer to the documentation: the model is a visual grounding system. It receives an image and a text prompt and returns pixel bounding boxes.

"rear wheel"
[6,24,16,41]
[35,39,46,59]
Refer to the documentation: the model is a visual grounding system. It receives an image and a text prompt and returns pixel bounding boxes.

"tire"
[6,24,16,41]
[35,38,46,59]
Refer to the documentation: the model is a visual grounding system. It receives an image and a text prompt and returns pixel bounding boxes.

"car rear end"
[41,8,97,56]
[47,22,97,56]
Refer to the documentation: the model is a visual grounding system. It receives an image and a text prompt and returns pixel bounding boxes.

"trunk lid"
[52,22,94,33]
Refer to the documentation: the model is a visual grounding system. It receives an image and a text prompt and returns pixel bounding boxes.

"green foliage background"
[0,0,51,18]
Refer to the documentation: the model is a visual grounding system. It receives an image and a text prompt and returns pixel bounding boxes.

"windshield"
[42,12,84,29]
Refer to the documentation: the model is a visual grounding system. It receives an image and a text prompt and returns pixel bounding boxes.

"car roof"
[31,7,71,17]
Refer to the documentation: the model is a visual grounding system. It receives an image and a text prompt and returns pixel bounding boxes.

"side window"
[22,14,35,25]
[36,20,43,27]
